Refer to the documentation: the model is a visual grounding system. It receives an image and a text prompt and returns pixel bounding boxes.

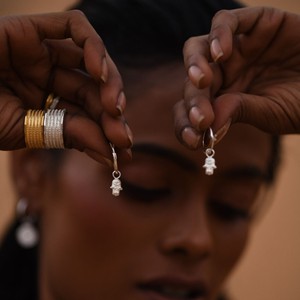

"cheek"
[39,160,145,298]
[44,162,137,260]
[212,221,250,288]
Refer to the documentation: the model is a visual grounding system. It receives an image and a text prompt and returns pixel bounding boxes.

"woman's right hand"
[175,7,300,149]
[0,10,132,166]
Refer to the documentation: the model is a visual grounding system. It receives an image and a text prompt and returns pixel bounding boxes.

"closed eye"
[208,200,251,222]
[122,180,171,202]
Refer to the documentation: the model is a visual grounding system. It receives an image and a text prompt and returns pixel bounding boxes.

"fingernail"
[125,148,133,160]
[100,57,108,83]
[188,66,205,88]
[117,91,126,115]
[189,107,205,130]
[215,119,231,144]
[211,39,224,62]
[125,123,133,146]
[181,127,201,149]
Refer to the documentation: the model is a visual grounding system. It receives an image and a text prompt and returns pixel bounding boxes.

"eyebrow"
[132,143,268,181]
[222,166,268,181]
[132,143,198,172]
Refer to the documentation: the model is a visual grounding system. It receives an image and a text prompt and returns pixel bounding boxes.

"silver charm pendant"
[110,171,123,196]
[110,143,122,196]
[202,127,217,176]
[15,198,39,248]
[16,219,39,248]
[203,149,216,175]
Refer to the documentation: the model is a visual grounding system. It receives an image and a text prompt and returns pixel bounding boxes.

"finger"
[208,7,285,61]
[45,39,85,70]
[173,99,201,150]
[51,93,132,151]
[46,40,127,107]
[101,113,133,149]
[51,67,132,148]
[99,52,126,117]
[52,66,123,122]
[0,89,25,150]
[51,67,103,121]
[27,10,109,84]
[51,57,125,120]
[212,92,299,136]
[183,79,214,131]
[183,36,214,88]
[2,11,125,119]
[0,66,97,111]
[63,113,115,166]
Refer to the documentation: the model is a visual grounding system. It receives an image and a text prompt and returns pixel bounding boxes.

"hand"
[174,7,300,149]
[0,10,132,165]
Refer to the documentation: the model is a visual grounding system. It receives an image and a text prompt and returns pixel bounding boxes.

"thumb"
[212,92,295,138]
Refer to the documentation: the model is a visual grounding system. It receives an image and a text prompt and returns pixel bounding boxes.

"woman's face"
[25,63,272,300]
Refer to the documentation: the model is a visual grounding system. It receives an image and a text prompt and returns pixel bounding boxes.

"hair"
[0,220,38,300]
[4,1,283,300]
[74,0,243,67]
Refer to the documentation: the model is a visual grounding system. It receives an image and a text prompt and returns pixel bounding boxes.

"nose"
[159,200,213,261]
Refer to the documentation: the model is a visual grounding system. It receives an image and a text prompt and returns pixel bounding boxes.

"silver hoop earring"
[15,198,39,248]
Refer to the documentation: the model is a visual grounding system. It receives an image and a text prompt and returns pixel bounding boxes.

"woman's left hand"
[174,7,300,149]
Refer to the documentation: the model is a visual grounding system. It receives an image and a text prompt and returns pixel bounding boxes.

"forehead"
[122,62,185,142]
[122,63,272,174]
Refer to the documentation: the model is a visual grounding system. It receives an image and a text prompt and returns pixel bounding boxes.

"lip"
[137,276,209,300]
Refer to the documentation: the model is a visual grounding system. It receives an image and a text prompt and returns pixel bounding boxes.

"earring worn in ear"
[110,143,123,196]
[203,127,217,175]
[15,198,39,248]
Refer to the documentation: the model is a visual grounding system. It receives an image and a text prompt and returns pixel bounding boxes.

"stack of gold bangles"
[24,94,66,149]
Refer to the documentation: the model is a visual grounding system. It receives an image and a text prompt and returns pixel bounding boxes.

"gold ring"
[44,93,60,110]
[24,110,45,148]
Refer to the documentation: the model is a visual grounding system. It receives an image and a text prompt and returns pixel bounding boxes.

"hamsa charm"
[203,155,217,175]
[202,128,217,176]
[110,173,123,196]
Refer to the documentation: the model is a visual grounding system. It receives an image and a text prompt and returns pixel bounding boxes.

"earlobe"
[10,149,49,215]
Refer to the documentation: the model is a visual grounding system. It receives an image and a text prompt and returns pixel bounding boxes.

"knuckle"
[183,36,202,55]
[98,38,105,52]
[211,9,234,35]
[172,99,184,115]
[69,9,87,20]
[212,9,231,22]
[183,36,198,50]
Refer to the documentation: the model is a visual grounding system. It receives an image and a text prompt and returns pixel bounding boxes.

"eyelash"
[208,200,251,222]
[122,181,170,202]
[121,181,251,221]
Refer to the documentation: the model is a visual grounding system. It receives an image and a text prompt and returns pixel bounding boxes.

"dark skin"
[12,63,272,300]
[0,7,299,161]
[175,6,300,150]
[2,6,290,300]
[0,10,132,164]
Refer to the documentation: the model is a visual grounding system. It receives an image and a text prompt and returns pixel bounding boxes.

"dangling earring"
[203,127,217,175]
[15,198,39,248]
[110,143,123,196]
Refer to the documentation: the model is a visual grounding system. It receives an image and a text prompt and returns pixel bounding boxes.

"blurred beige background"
[0,0,300,300]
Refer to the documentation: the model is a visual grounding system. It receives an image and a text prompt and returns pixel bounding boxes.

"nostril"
[158,202,213,260]
[159,231,212,261]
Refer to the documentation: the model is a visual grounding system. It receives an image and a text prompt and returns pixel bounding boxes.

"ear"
[10,149,50,215]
